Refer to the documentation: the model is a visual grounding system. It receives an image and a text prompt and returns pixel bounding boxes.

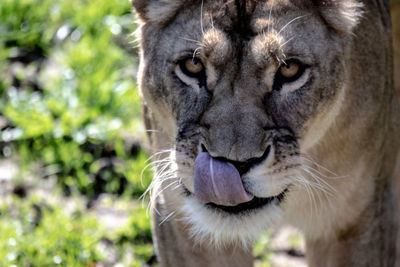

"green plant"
[0,197,103,266]
[0,0,150,197]
[113,206,156,266]
[0,1,161,266]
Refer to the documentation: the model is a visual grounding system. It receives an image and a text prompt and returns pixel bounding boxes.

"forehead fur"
[132,0,363,35]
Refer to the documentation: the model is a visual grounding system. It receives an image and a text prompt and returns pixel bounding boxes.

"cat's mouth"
[206,189,288,214]
[183,186,288,214]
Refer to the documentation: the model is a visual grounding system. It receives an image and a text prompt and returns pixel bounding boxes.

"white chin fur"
[179,196,283,248]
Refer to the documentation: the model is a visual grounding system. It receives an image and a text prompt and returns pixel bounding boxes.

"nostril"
[249,145,271,166]
[216,145,271,176]
[236,145,271,175]
[201,144,208,152]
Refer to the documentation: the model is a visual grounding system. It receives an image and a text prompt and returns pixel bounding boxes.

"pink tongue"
[194,152,254,206]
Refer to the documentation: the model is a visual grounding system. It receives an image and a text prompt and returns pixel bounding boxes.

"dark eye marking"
[178,57,207,87]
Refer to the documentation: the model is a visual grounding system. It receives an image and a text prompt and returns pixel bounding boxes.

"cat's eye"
[274,59,307,89]
[279,62,300,79]
[179,58,205,78]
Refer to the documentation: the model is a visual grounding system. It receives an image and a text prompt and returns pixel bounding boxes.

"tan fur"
[393,0,400,98]
[392,1,400,266]
[132,1,400,266]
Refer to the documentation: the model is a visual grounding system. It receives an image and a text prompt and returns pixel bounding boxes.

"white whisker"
[278,15,308,36]
[193,47,202,59]
[141,158,171,187]
[301,167,339,196]
[145,149,173,163]
[159,211,176,226]
[299,155,344,178]
[267,4,273,35]
[179,37,202,45]
[291,176,316,218]
[280,36,294,49]
[200,0,205,35]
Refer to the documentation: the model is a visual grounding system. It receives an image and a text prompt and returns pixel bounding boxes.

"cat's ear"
[130,0,148,21]
[314,0,364,35]
[131,0,184,24]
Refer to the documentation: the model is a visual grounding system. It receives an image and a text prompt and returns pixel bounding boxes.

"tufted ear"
[131,0,184,24]
[314,0,364,35]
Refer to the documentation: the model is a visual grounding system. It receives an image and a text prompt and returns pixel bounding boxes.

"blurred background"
[0,0,311,266]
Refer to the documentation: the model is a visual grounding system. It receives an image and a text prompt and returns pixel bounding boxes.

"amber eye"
[179,58,205,77]
[274,59,306,89]
[279,62,300,79]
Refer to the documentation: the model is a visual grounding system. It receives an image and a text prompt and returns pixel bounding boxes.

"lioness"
[132,0,400,266]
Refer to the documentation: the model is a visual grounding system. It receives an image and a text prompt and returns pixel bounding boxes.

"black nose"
[202,145,271,176]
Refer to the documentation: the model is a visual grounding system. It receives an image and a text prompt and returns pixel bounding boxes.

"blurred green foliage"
[0,197,103,266]
[0,0,151,197]
[254,233,273,267]
[0,195,155,266]
[0,0,157,265]
[114,206,155,265]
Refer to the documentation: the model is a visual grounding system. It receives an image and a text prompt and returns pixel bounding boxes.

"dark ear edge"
[131,0,148,22]
[130,0,184,24]
[314,0,364,35]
